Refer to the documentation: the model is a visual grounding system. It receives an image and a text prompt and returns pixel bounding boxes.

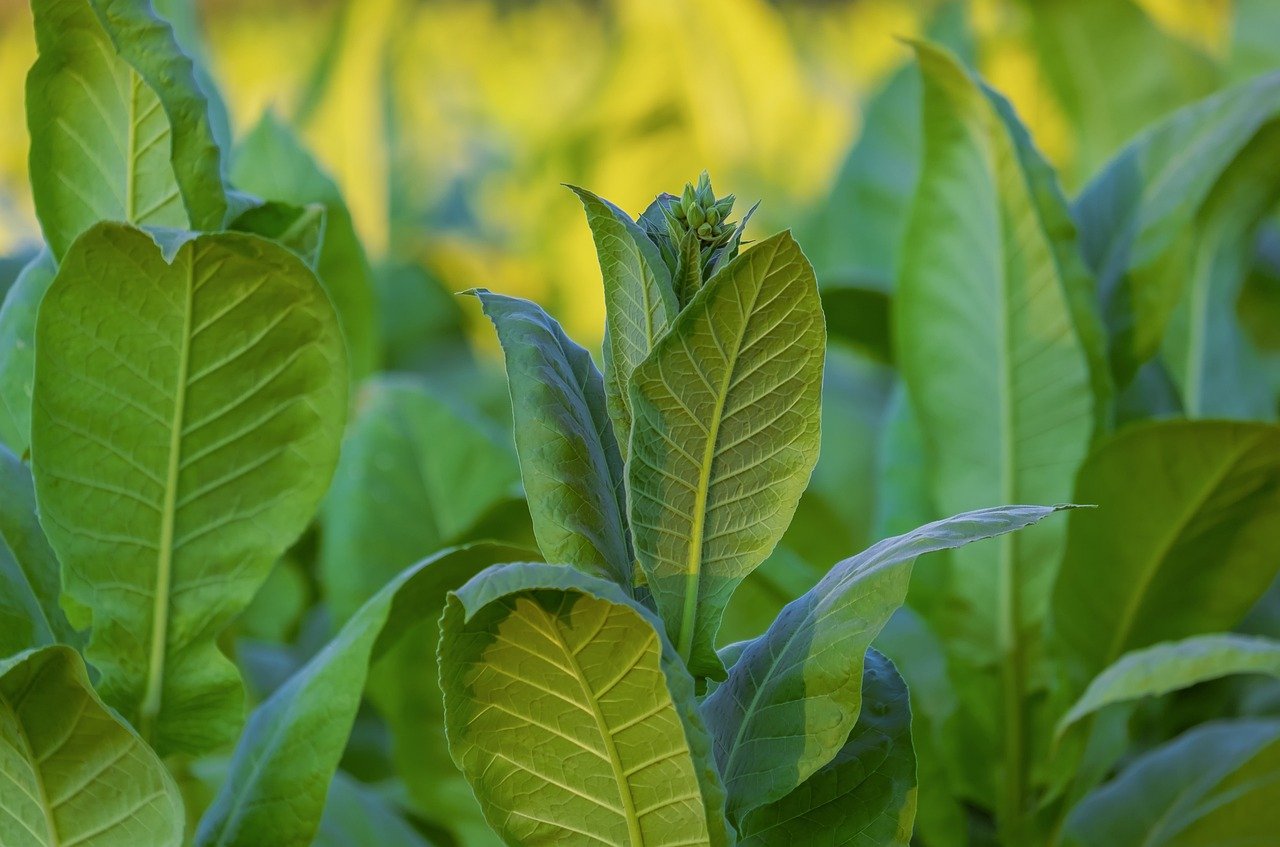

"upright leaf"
[701,505,1066,822]
[0,445,76,656]
[736,650,917,847]
[439,563,732,847]
[232,112,380,379]
[1057,634,1280,738]
[470,290,632,587]
[569,186,676,448]
[319,375,522,624]
[1051,421,1280,688]
[0,645,183,847]
[1064,720,1280,846]
[628,231,825,677]
[897,42,1096,658]
[0,250,56,455]
[196,544,525,847]
[26,0,228,259]
[1074,71,1280,386]
[31,222,347,755]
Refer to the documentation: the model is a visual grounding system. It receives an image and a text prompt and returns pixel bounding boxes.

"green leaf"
[701,505,1067,823]
[470,289,633,587]
[232,112,379,380]
[229,199,326,269]
[675,227,704,308]
[736,650,917,846]
[568,186,676,448]
[0,444,77,656]
[0,250,56,455]
[313,772,435,847]
[820,285,893,365]
[1057,634,1280,739]
[1074,71,1280,387]
[439,562,733,847]
[195,543,526,847]
[628,230,825,678]
[1064,719,1280,846]
[31,222,347,755]
[0,645,183,847]
[319,374,522,624]
[26,0,228,259]
[897,42,1097,655]
[1051,421,1280,687]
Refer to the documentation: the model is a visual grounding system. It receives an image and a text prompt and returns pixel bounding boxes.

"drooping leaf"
[31,222,347,755]
[195,544,526,847]
[568,186,676,448]
[0,645,184,847]
[1057,634,1280,739]
[1051,421,1280,688]
[319,375,521,624]
[229,199,326,269]
[26,0,228,259]
[701,505,1067,823]
[628,230,825,677]
[0,444,77,656]
[897,42,1097,658]
[313,772,436,847]
[0,250,56,455]
[1064,719,1280,846]
[736,650,917,847]
[1073,71,1280,387]
[232,111,380,380]
[470,289,633,588]
[439,562,733,847]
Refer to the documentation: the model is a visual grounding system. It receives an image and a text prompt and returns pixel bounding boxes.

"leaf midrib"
[140,246,195,740]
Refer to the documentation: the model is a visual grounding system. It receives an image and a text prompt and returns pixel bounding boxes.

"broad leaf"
[1051,421,1280,688]
[26,0,228,259]
[471,289,632,587]
[0,250,56,455]
[0,445,76,656]
[701,505,1066,822]
[628,230,825,677]
[232,112,379,380]
[569,186,676,448]
[0,645,183,847]
[196,544,526,847]
[31,222,347,755]
[319,375,521,624]
[1057,634,1280,739]
[736,650,916,846]
[1074,71,1280,386]
[1064,720,1280,846]
[440,562,733,847]
[897,42,1096,653]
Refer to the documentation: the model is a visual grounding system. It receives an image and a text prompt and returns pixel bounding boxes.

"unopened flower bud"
[697,222,713,238]
[688,204,706,228]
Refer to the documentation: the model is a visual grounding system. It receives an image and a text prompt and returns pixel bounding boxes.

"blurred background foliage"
[0,0,1272,346]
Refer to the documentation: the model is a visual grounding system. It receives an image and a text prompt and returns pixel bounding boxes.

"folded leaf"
[629,230,824,677]
[701,504,1067,822]
[1051,421,1280,688]
[737,649,916,846]
[569,186,676,449]
[0,250,56,455]
[26,0,228,259]
[0,445,77,656]
[319,375,521,624]
[1074,71,1280,386]
[1057,634,1280,740]
[196,543,527,847]
[31,222,347,755]
[471,289,633,587]
[0,645,183,847]
[440,562,733,847]
[1064,719,1280,846]
[232,112,380,380]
